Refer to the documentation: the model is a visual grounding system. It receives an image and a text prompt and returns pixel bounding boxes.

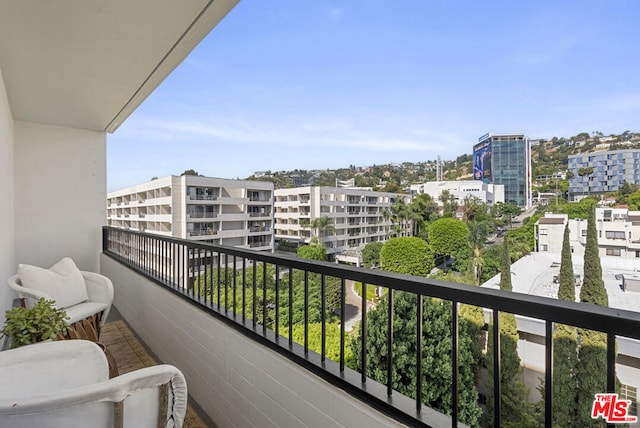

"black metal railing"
[102,227,640,428]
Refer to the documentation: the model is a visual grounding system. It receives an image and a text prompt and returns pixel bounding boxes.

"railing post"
[493,309,501,428]
[387,288,394,397]
[545,320,553,428]
[451,301,458,428]
[416,294,423,413]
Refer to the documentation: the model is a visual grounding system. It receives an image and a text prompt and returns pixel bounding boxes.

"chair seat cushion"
[18,258,89,309]
[64,302,109,325]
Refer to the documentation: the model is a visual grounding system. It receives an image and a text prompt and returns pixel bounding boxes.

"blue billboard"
[473,140,492,183]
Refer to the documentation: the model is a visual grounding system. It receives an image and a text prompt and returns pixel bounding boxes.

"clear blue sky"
[108,0,640,191]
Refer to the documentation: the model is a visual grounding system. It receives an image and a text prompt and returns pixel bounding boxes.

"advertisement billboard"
[473,140,492,183]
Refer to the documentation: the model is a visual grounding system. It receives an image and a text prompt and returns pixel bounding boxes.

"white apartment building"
[108,175,274,251]
[409,180,504,206]
[274,186,411,257]
[535,207,640,260]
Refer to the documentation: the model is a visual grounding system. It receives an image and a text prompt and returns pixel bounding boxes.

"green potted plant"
[1,298,71,349]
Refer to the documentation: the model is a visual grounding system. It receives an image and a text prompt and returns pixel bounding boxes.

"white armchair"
[8,269,114,332]
[0,340,187,428]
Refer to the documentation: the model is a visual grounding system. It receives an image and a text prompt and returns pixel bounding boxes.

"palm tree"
[408,194,438,236]
[302,216,335,247]
[381,208,392,238]
[439,189,458,216]
[390,199,409,237]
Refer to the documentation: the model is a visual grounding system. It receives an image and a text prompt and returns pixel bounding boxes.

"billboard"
[473,140,492,183]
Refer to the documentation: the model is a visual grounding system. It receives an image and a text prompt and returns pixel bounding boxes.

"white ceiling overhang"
[0,0,238,133]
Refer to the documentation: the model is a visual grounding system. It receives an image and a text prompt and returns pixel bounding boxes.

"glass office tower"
[474,133,531,208]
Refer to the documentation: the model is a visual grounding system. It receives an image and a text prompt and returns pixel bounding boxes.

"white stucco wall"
[14,121,105,272]
[0,67,15,327]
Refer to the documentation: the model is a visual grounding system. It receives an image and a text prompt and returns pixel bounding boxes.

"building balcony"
[187,212,217,219]
[188,195,218,201]
[96,227,640,427]
[188,229,217,237]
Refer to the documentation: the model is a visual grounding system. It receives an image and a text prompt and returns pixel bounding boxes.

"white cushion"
[18,258,89,309]
[64,302,108,325]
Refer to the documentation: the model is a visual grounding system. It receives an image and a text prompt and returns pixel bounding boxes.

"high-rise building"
[107,175,274,251]
[568,149,640,201]
[473,133,532,208]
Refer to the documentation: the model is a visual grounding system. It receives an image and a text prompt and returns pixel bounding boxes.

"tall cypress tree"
[576,207,610,427]
[486,237,536,427]
[558,224,575,302]
[580,206,607,306]
[552,224,578,427]
[499,236,512,291]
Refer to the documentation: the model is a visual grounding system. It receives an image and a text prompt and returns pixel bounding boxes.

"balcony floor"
[100,316,210,428]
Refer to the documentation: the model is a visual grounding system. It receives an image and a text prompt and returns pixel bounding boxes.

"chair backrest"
[0,341,187,428]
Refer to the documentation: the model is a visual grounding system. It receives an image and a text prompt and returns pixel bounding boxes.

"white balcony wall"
[101,255,402,428]
[0,68,14,323]
[14,121,105,272]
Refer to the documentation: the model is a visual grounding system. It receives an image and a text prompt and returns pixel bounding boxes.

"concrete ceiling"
[0,0,238,133]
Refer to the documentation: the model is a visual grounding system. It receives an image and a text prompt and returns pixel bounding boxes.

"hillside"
[246,131,640,192]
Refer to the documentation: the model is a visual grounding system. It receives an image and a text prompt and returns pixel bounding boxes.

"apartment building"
[274,186,411,257]
[534,207,640,260]
[568,149,640,201]
[107,175,274,251]
[409,180,504,206]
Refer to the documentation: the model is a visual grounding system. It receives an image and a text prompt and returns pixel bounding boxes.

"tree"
[492,202,523,230]
[390,199,410,237]
[499,237,512,291]
[297,244,327,261]
[379,237,434,277]
[362,242,383,268]
[439,190,458,217]
[351,292,481,426]
[580,207,607,306]
[626,190,640,210]
[300,216,335,247]
[181,169,200,176]
[576,206,610,427]
[282,323,354,366]
[194,263,341,329]
[461,196,490,223]
[486,237,537,427]
[558,225,575,302]
[428,218,470,270]
[552,225,578,427]
[408,194,439,236]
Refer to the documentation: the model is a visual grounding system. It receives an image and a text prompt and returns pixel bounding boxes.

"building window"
[540,244,548,251]
[605,231,626,240]
[606,248,621,256]
[581,230,588,237]
[539,228,548,235]
[621,384,637,416]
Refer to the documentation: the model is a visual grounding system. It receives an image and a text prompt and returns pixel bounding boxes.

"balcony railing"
[188,229,218,236]
[189,195,217,201]
[102,227,640,428]
[187,212,217,219]
[249,212,271,217]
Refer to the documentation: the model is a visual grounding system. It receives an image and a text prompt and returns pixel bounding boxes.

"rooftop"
[481,252,640,313]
